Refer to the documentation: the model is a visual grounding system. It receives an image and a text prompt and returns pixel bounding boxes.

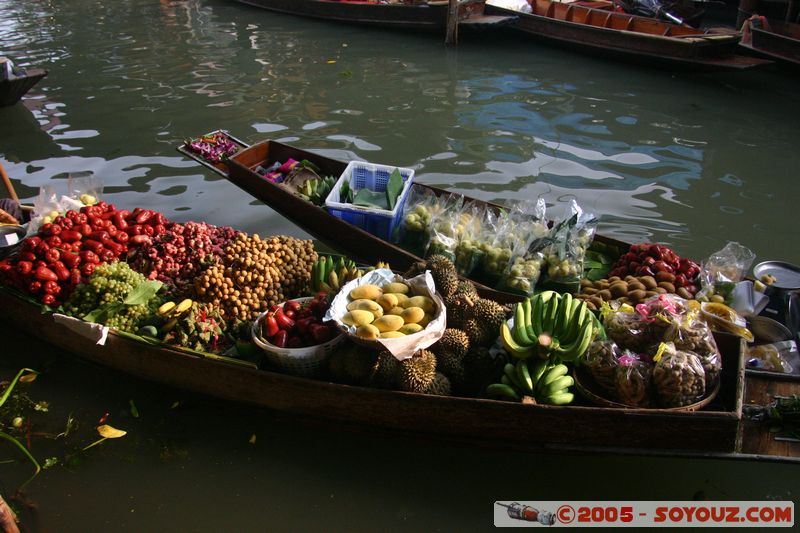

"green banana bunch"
[298,175,338,206]
[310,255,365,294]
[485,359,574,405]
[500,290,596,362]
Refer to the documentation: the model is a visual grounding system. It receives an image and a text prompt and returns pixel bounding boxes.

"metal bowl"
[753,261,800,290]
[0,225,26,259]
[748,315,793,345]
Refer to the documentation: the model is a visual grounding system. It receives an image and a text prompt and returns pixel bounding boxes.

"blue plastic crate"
[324,161,415,241]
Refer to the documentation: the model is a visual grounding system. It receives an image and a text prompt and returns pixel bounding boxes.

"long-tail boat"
[0,68,47,107]
[484,0,772,69]
[740,14,800,67]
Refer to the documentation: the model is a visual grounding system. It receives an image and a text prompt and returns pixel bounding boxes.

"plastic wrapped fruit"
[653,346,706,407]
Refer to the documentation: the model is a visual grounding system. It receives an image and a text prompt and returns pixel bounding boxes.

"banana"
[328,269,340,291]
[543,392,574,405]
[556,300,588,347]
[158,301,176,316]
[501,323,537,359]
[501,375,512,387]
[541,294,561,334]
[504,363,523,390]
[553,292,573,336]
[516,359,534,394]
[540,375,575,397]
[523,298,537,341]
[538,290,558,304]
[531,294,547,337]
[513,303,534,346]
[486,383,521,401]
[554,319,593,362]
[529,358,548,390]
[537,363,569,392]
[175,298,193,315]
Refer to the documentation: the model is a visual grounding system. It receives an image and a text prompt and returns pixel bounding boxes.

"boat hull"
[0,68,47,107]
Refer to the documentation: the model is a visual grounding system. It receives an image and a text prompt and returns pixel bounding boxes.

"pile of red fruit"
[0,202,169,305]
[608,243,702,295]
[259,293,340,349]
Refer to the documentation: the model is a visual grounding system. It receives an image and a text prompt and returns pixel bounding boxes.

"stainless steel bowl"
[0,225,26,259]
[748,315,793,345]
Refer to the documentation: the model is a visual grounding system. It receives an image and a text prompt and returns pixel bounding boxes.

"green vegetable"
[353,189,389,210]
[386,168,404,211]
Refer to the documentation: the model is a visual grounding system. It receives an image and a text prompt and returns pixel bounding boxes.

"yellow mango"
[372,315,404,332]
[383,282,410,295]
[349,284,383,301]
[346,299,383,317]
[387,306,405,316]
[417,314,434,328]
[403,295,435,313]
[355,323,380,340]
[391,293,410,307]
[341,309,374,327]
[400,306,425,324]
[379,331,405,339]
[376,293,399,312]
[399,323,424,335]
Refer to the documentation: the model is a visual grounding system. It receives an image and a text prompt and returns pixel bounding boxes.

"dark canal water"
[1,0,799,530]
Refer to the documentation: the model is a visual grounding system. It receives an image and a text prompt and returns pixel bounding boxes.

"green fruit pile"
[487,360,574,405]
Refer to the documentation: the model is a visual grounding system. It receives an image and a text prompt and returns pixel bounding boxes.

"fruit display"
[576,273,693,310]
[62,261,163,333]
[296,174,337,206]
[185,131,240,163]
[128,220,239,296]
[500,291,597,362]
[309,255,364,294]
[0,202,166,305]
[486,360,574,405]
[256,293,339,349]
[338,280,435,340]
[194,233,317,321]
[162,300,231,354]
[607,243,700,296]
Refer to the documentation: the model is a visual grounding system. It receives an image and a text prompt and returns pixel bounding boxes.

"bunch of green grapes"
[64,262,162,332]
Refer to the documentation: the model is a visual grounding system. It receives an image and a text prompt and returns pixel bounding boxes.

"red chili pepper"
[87,230,109,242]
[22,236,41,251]
[102,238,124,255]
[153,224,166,236]
[73,212,87,225]
[81,240,104,254]
[271,329,288,348]
[43,280,61,295]
[153,212,168,226]
[44,248,61,263]
[17,261,33,275]
[128,224,143,236]
[59,218,74,230]
[274,307,295,330]
[143,225,154,236]
[60,251,80,268]
[114,231,129,244]
[81,262,96,277]
[41,223,53,235]
[135,210,153,224]
[34,266,58,282]
[41,293,56,306]
[263,314,280,338]
[77,223,92,236]
[100,210,116,220]
[59,230,82,243]
[80,250,100,264]
[100,249,115,263]
[52,261,70,281]
[113,213,128,230]
[97,201,110,212]
[35,242,50,255]
[117,209,130,220]
[49,224,63,236]
[66,210,79,221]
[28,281,42,294]
[70,269,82,287]
[129,234,151,246]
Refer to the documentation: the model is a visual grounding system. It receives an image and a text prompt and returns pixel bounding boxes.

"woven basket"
[251,298,345,377]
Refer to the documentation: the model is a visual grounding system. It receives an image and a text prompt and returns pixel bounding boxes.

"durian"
[427,254,459,299]
[369,349,399,389]
[425,372,452,396]
[434,348,467,392]
[473,298,506,334]
[448,280,478,304]
[463,318,494,347]
[464,345,504,394]
[342,345,378,385]
[432,328,470,359]
[397,349,437,393]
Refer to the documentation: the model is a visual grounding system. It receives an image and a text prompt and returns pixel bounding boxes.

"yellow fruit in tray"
[387,306,405,316]
[400,306,425,325]
[355,324,380,340]
[377,293,399,312]
[347,299,384,318]
[417,314,434,328]
[349,284,383,301]
[373,315,404,332]
[391,293,410,307]
[383,282,410,295]
[399,323,424,335]
[342,310,375,327]
[404,295,435,314]
[379,331,405,339]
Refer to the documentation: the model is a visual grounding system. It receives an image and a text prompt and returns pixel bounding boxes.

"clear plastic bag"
[602,306,652,353]
[583,340,622,393]
[663,312,721,389]
[453,201,487,277]
[394,184,438,256]
[68,175,103,206]
[652,343,706,407]
[614,353,653,407]
[543,199,598,285]
[696,242,755,305]
[423,193,464,261]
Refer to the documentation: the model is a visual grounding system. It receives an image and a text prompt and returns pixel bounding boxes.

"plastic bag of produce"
[542,199,598,287]
[602,303,653,353]
[453,201,487,277]
[394,184,438,256]
[652,343,706,407]
[497,232,549,297]
[614,352,653,407]
[695,242,755,305]
[663,310,721,389]
[424,193,464,261]
[68,174,104,207]
[476,209,519,285]
[583,339,622,393]
[28,185,83,235]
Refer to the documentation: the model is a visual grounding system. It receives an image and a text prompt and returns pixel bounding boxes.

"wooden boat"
[740,15,800,66]
[484,0,772,69]
[180,136,629,305]
[0,68,47,107]
[235,0,515,31]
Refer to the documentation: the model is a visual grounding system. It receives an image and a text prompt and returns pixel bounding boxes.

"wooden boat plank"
[740,376,800,457]
[0,68,48,107]
[0,287,748,455]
